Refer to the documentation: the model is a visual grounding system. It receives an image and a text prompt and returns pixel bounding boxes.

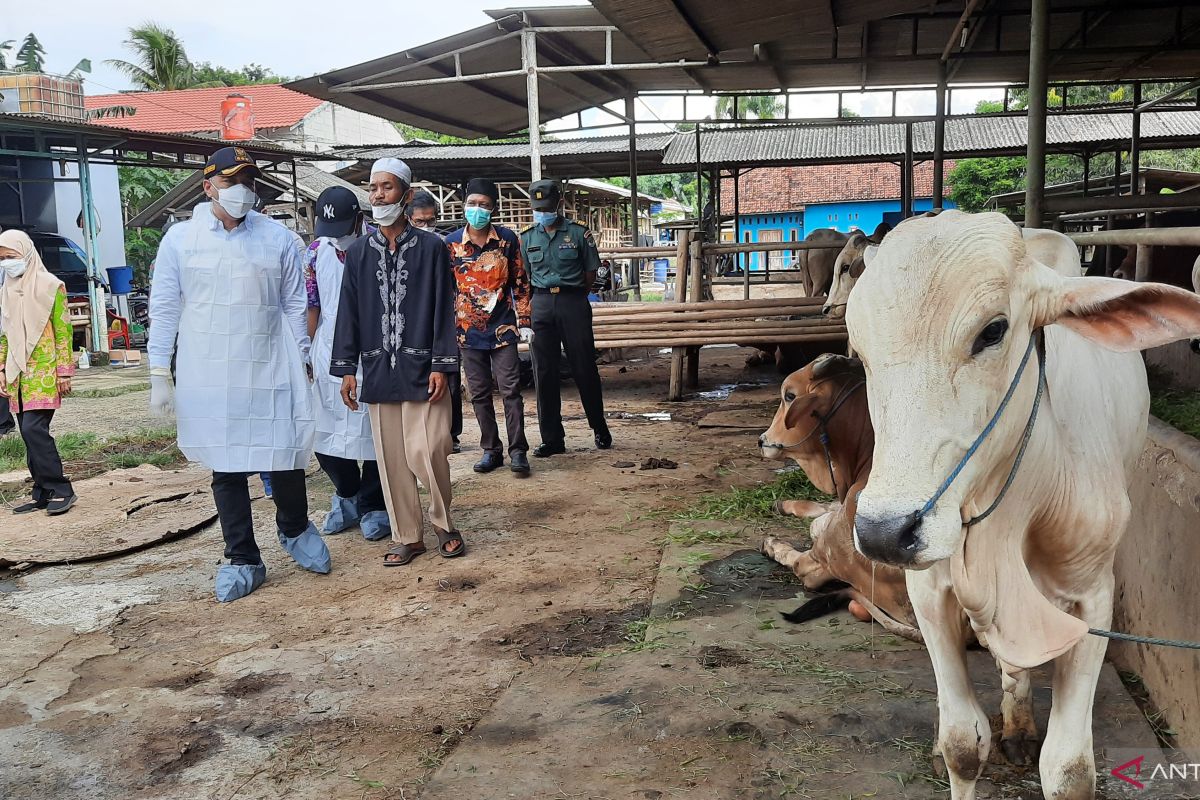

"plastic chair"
[107,310,131,350]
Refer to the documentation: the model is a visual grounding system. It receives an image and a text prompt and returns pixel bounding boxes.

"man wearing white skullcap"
[331,158,465,566]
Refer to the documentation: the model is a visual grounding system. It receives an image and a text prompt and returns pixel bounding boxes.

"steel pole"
[522,29,543,182]
[932,62,947,210]
[76,136,104,352]
[1025,0,1050,228]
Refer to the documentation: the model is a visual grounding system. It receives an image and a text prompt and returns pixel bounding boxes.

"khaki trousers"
[367,396,453,544]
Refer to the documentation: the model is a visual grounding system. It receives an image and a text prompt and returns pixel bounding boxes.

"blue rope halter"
[915,328,1047,527]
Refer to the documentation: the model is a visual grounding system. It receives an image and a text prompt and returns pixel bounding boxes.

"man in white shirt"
[148,146,331,602]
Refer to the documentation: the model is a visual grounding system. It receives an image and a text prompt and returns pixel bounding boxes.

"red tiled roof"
[720,161,956,215]
[84,84,324,134]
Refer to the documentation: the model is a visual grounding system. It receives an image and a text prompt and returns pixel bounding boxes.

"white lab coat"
[308,237,375,461]
[148,204,314,472]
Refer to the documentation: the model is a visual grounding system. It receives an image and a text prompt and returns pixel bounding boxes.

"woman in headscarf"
[0,229,77,515]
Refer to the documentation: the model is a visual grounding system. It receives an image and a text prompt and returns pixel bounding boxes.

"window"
[759,228,784,270]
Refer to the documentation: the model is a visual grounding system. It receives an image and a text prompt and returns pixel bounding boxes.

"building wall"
[1110,418,1200,749]
[53,162,126,272]
[290,104,405,154]
[732,198,957,272]
[804,196,955,236]
[732,212,804,272]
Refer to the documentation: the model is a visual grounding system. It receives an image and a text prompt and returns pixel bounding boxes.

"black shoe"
[510,451,531,475]
[595,431,613,450]
[12,499,49,515]
[452,438,462,454]
[533,442,566,458]
[46,494,77,516]
[473,452,503,473]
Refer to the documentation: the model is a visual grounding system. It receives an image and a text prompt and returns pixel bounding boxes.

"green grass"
[638,291,664,303]
[677,469,833,521]
[1149,385,1200,440]
[72,382,151,399]
[0,426,181,475]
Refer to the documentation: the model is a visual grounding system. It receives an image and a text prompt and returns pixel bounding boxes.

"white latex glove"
[149,368,175,417]
[519,327,534,344]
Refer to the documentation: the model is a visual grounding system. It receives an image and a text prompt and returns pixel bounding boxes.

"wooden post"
[668,229,691,401]
[1024,0,1049,228]
[1135,212,1154,282]
[686,237,704,390]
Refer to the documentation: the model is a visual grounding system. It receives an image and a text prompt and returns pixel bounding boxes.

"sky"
[6,0,1000,135]
[6,0,574,97]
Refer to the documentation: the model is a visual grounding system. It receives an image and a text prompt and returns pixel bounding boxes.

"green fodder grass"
[1149,385,1200,441]
[678,469,833,521]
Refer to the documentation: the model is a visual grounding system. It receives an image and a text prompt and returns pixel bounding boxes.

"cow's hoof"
[1000,732,1041,767]
[762,535,779,555]
[931,752,947,779]
[772,501,787,516]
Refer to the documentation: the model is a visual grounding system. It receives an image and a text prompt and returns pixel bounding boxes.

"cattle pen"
[8,3,1200,800]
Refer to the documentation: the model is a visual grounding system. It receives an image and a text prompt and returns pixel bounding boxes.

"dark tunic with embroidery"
[330,226,459,404]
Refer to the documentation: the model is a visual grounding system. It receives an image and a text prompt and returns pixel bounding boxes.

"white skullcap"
[371,157,412,186]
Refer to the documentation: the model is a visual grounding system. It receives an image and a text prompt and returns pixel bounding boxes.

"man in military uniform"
[520,179,612,457]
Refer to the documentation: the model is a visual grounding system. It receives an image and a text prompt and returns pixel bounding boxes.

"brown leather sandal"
[383,544,426,566]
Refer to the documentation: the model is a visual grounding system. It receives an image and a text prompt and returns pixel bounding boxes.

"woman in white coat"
[305,187,389,540]
[148,147,331,602]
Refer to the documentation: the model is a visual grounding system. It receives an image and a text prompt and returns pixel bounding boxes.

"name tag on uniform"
[558,243,578,250]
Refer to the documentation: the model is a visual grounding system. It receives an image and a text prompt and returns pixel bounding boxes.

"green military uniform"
[522,218,602,289]
[521,179,611,455]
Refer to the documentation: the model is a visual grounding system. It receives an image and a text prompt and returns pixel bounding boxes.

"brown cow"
[757,354,918,640]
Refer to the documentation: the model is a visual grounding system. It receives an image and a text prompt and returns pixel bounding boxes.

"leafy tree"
[118,163,186,283]
[715,95,784,120]
[191,61,295,87]
[105,24,222,90]
[606,174,697,210]
[0,40,14,70]
[14,33,45,72]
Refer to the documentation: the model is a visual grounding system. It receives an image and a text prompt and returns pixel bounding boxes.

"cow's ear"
[783,392,820,430]
[862,245,878,267]
[1038,276,1200,352]
[849,256,867,278]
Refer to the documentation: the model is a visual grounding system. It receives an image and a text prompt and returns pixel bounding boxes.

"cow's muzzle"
[854,510,924,566]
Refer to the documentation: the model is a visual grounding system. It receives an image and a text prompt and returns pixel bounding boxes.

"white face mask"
[335,234,357,251]
[371,202,404,226]
[215,183,257,219]
[1,258,27,279]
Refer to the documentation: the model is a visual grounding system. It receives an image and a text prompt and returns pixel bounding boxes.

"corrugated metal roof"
[0,112,323,161]
[288,2,1200,139]
[664,111,1200,166]
[336,133,676,184]
[343,133,674,162]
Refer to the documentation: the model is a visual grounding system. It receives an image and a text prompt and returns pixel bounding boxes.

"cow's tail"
[781,589,924,643]
[781,589,851,623]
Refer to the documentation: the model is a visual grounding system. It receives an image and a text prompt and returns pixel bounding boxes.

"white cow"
[846,210,1200,800]
[822,233,875,320]
[1192,253,1200,353]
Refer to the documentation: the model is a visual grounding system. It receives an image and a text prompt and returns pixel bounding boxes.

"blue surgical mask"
[533,210,559,227]
[464,207,493,230]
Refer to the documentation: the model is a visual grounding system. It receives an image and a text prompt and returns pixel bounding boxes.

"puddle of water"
[606,411,673,422]
[696,381,774,401]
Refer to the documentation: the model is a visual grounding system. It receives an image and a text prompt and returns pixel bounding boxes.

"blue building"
[723,162,956,271]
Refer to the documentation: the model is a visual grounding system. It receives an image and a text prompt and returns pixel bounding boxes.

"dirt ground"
[0,349,1165,799]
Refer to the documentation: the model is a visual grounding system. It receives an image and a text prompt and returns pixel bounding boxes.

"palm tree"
[105,24,220,90]
[715,95,784,120]
[14,33,46,72]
